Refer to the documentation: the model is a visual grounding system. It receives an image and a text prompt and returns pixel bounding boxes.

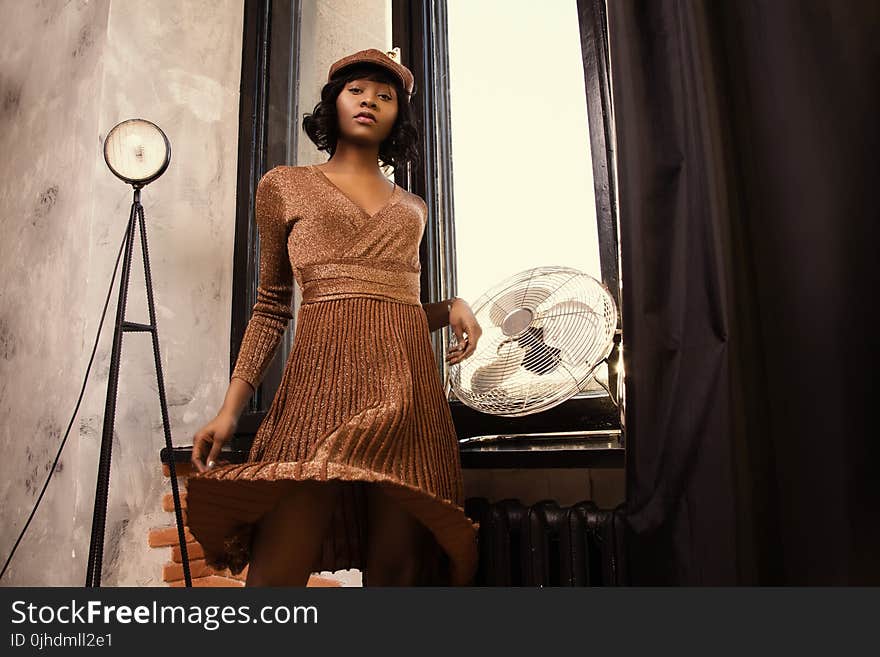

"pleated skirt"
[185,295,479,586]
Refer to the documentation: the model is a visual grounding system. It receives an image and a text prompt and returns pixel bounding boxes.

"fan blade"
[470,342,526,394]
[537,300,601,348]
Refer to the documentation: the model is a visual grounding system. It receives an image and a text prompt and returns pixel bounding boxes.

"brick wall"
[150,462,342,587]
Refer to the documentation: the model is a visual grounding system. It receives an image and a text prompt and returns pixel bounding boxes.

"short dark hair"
[302,62,421,172]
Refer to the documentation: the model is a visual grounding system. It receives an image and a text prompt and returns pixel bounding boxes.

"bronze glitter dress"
[185,165,479,586]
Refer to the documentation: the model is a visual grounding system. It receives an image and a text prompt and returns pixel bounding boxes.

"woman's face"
[334,77,399,145]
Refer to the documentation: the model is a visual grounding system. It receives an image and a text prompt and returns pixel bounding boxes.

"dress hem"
[185,459,480,586]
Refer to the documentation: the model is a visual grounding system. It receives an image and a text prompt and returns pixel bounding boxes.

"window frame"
[229,0,301,445]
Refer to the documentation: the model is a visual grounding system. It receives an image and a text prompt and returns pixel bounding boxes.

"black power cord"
[1,222,129,582]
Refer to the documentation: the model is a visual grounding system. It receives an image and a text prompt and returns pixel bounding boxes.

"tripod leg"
[86,200,138,587]
[136,201,193,587]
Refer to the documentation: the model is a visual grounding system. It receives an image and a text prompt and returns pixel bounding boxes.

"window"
[446,0,610,399]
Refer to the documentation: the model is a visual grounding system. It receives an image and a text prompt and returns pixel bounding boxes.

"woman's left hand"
[447,297,482,365]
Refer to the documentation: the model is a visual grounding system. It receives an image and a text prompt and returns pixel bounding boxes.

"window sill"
[162,391,623,470]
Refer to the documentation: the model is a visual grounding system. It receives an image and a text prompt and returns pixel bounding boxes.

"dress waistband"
[299,261,421,306]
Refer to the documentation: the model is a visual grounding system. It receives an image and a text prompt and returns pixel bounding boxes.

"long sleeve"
[230,167,294,391]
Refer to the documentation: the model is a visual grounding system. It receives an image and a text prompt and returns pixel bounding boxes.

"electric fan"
[447,265,618,417]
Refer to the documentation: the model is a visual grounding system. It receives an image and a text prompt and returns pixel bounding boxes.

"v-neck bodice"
[308,164,400,219]
[253,165,428,307]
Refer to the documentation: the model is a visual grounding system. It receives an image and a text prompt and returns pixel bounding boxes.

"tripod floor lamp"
[89,118,192,587]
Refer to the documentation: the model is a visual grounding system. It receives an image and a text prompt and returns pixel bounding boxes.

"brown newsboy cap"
[328,47,414,96]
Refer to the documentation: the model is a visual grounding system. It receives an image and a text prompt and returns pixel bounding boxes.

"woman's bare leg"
[245,480,342,587]
[363,485,430,586]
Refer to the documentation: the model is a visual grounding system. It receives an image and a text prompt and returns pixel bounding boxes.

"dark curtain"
[607,0,880,584]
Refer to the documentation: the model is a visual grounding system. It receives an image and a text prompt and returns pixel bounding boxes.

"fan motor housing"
[501,307,534,336]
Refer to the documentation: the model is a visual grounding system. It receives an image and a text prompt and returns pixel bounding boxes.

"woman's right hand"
[191,411,238,473]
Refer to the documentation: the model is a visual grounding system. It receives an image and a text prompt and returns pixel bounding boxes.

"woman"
[185,48,483,587]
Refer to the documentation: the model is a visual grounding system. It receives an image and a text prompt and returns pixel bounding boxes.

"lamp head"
[103,119,170,187]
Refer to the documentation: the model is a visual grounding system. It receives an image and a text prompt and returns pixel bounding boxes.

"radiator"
[464,498,628,586]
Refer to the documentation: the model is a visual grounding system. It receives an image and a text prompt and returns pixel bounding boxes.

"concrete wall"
[0,0,244,586]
